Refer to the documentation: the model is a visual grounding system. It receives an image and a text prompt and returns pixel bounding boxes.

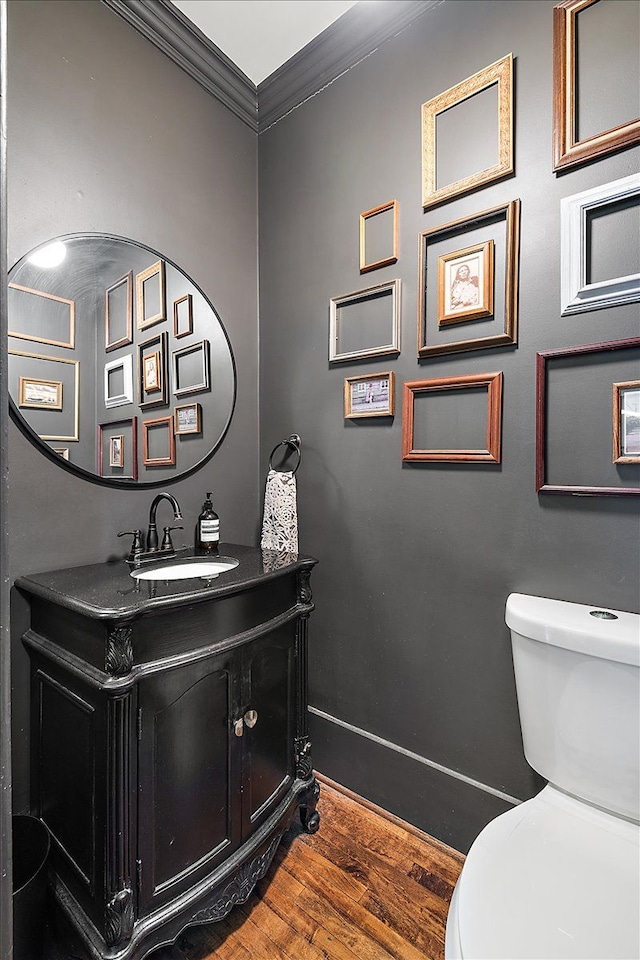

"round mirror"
[8,234,236,487]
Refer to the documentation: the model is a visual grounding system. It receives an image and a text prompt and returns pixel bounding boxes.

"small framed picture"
[174,402,202,435]
[52,447,69,460]
[613,381,640,464]
[344,372,395,419]
[109,435,124,468]
[143,351,161,393]
[18,376,63,410]
[173,294,193,339]
[438,241,494,326]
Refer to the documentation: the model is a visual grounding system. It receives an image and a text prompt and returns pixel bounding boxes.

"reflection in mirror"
[8,235,236,487]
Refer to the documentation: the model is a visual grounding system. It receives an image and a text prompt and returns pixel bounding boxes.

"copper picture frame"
[553,0,640,171]
[359,200,399,273]
[402,372,503,463]
[136,259,166,330]
[174,402,202,435]
[142,415,176,467]
[422,53,514,209]
[105,272,133,352]
[97,417,138,480]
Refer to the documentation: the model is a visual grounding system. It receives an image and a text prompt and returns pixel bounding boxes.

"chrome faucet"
[146,493,183,551]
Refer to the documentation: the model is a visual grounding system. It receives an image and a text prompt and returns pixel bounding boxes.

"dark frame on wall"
[536,337,640,496]
[552,0,640,171]
[418,199,520,358]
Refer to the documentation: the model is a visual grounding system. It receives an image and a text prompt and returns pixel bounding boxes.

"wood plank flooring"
[44,777,464,960]
[153,776,465,960]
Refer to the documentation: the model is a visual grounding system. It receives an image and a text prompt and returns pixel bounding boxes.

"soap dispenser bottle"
[195,492,219,554]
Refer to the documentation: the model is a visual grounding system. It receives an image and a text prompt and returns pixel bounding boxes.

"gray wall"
[258,0,640,851]
[8,0,259,811]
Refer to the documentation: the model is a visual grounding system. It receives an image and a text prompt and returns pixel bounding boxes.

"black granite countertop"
[14,543,317,620]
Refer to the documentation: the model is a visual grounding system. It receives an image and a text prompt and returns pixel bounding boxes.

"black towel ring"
[268,434,301,474]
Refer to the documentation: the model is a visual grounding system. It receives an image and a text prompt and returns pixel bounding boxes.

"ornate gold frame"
[421,53,513,209]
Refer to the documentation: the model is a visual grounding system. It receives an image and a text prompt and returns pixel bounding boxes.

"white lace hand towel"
[260,469,298,553]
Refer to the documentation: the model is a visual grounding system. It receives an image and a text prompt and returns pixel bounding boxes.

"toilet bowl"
[445,594,640,960]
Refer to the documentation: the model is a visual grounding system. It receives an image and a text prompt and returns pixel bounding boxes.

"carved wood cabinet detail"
[18,545,318,960]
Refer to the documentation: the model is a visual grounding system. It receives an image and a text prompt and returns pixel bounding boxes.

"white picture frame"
[561,173,640,316]
[329,279,401,363]
[104,354,134,409]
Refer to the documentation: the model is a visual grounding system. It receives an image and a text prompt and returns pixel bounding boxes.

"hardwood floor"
[45,776,464,960]
[153,776,464,960]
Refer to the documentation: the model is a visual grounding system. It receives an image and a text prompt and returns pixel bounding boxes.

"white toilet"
[445,593,640,960]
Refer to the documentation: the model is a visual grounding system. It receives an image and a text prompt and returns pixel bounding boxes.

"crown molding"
[101,0,259,130]
[257,0,443,131]
[101,0,444,134]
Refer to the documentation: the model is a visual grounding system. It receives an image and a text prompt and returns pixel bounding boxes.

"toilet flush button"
[589,610,618,620]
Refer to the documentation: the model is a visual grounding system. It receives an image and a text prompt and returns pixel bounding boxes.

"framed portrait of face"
[143,351,161,393]
[109,435,124,468]
[438,241,494,326]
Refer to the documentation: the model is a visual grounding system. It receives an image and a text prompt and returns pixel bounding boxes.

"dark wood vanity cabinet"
[17,546,319,960]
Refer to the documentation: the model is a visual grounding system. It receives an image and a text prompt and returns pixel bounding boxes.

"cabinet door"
[240,625,296,836]
[136,649,241,915]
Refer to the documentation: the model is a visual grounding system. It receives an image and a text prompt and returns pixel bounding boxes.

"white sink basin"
[131,557,239,581]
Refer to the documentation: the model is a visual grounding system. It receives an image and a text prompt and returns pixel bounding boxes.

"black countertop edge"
[14,543,318,621]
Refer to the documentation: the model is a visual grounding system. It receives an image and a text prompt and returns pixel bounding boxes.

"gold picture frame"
[18,376,63,410]
[438,241,494,326]
[359,200,398,273]
[143,351,161,393]
[613,380,640,464]
[136,259,166,330]
[553,0,640,171]
[9,349,79,441]
[8,283,76,349]
[109,435,125,468]
[344,372,395,420]
[422,53,514,209]
[142,415,176,467]
[105,272,133,352]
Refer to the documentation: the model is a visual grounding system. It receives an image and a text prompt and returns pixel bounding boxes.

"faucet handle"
[161,526,183,552]
[117,529,144,560]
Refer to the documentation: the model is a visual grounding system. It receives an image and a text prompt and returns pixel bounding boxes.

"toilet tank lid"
[506,593,640,667]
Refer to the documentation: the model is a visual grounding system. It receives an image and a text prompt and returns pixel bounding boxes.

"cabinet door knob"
[244,709,258,728]
[233,718,244,737]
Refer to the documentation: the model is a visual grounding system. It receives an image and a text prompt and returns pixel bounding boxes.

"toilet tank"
[506,594,640,822]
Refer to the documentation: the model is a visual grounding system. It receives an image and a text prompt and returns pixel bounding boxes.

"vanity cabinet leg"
[299,777,320,834]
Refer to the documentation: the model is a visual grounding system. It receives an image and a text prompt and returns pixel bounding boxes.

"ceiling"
[171,0,360,86]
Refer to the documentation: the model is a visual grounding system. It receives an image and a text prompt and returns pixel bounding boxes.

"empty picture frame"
[104,354,134,409]
[613,381,640,464]
[98,417,138,480]
[138,331,169,409]
[9,349,79,441]
[8,283,76,349]
[136,259,166,330]
[105,272,133,352]
[142,415,176,467]
[173,294,193,338]
[536,337,640,496]
[330,279,401,363]
[553,0,640,171]
[422,53,514,209]
[172,340,211,397]
[419,199,520,358]
[359,201,399,273]
[344,372,395,419]
[561,173,640,315]
[402,373,503,463]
